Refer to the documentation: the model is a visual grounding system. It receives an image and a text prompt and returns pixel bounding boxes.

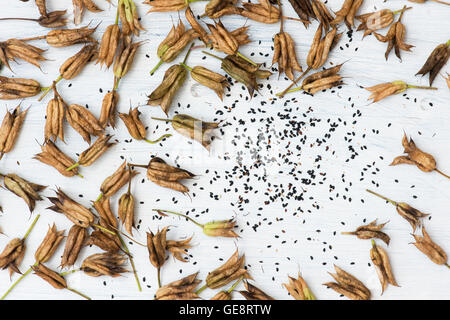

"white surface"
[0,0,449,300]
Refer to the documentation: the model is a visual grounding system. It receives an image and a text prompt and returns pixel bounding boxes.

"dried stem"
[152,209,204,228]
[39,75,63,102]
[157,267,161,288]
[277,66,311,97]
[117,233,142,292]
[366,189,398,206]
[1,264,36,300]
[144,134,172,144]
[17,35,47,42]
[432,0,450,5]
[407,84,438,90]
[435,168,450,180]
[0,18,40,22]
[23,214,40,240]
[202,51,224,61]
[66,287,91,300]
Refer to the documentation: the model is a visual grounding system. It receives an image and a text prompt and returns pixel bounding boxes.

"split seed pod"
[412,226,449,267]
[118,169,136,235]
[323,265,371,300]
[189,66,229,100]
[240,0,281,24]
[283,272,316,300]
[1,174,46,212]
[32,263,67,289]
[73,0,102,25]
[273,29,303,81]
[155,272,201,300]
[370,240,398,294]
[205,249,252,289]
[416,41,450,86]
[147,227,168,270]
[60,43,98,80]
[207,21,250,55]
[306,25,342,70]
[75,135,116,168]
[44,85,66,143]
[66,104,103,144]
[46,25,97,47]
[301,63,344,94]
[288,0,316,28]
[34,223,65,263]
[157,20,198,64]
[86,230,121,253]
[97,24,121,68]
[144,157,194,193]
[342,220,390,245]
[0,105,28,159]
[119,107,147,140]
[100,161,137,198]
[60,225,87,268]
[118,0,144,37]
[93,197,117,229]
[144,0,187,13]
[356,8,407,38]
[47,188,95,228]
[32,0,68,28]
[114,39,141,80]
[100,90,119,128]
[310,0,334,31]
[365,81,408,102]
[34,140,80,177]
[0,76,41,100]
[204,0,240,19]
[147,64,187,115]
[81,253,128,277]
[239,281,275,300]
[166,236,193,262]
[0,38,47,71]
[331,0,363,29]
[0,238,25,276]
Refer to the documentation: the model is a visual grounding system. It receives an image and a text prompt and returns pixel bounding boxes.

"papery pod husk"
[370,241,398,295]
[185,7,209,44]
[46,25,98,47]
[356,9,395,38]
[155,272,201,300]
[87,230,121,253]
[145,156,194,193]
[396,202,429,232]
[118,190,135,235]
[32,263,67,289]
[66,104,103,144]
[366,81,407,103]
[416,42,450,86]
[207,21,250,55]
[0,76,41,100]
[147,227,168,269]
[302,63,343,87]
[240,0,281,24]
[166,236,192,262]
[170,114,219,151]
[81,252,128,277]
[203,219,239,238]
[331,0,363,29]
[0,238,25,276]
[144,0,187,13]
[288,0,316,27]
[205,249,252,289]
[73,0,102,25]
[239,281,275,300]
[93,196,117,229]
[34,223,65,263]
[445,73,450,89]
[0,39,47,71]
[412,226,448,266]
[324,265,371,300]
[343,220,390,245]
[60,43,98,80]
[119,107,146,140]
[119,0,145,37]
[34,140,80,177]
[100,90,119,128]
[100,161,137,198]
[61,225,87,268]
[78,135,116,167]
[97,24,121,68]
[147,64,187,115]
[283,272,316,300]
[205,0,240,18]
[44,87,66,143]
[311,0,334,31]
[0,105,28,159]
[301,66,344,94]
[190,66,229,100]
[390,133,437,173]
[114,39,141,79]
[273,31,303,81]
[47,188,95,228]
[38,10,68,28]
[307,26,342,70]
[2,174,46,212]
[158,21,198,63]
[36,0,48,17]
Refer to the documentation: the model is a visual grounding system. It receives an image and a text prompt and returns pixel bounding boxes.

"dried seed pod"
[86,230,121,253]
[331,0,363,29]
[185,7,209,45]
[73,135,116,169]
[147,227,168,270]
[240,0,281,24]
[0,76,41,100]
[0,38,47,71]
[445,73,450,89]
[73,0,102,25]
[342,220,390,245]
[0,105,28,160]
[239,281,275,300]
[373,7,413,61]
[0,238,25,276]
[365,80,408,102]
[144,0,190,13]
[97,24,121,68]
[211,291,232,300]
[203,219,238,238]
[323,265,371,300]
[100,90,119,128]
[100,161,137,198]
[118,0,144,37]
[205,249,252,289]
[283,272,316,300]
[34,223,65,263]
[1,174,46,212]
[308,26,342,70]
[166,236,192,262]
[119,107,146,140]
[273,27,303,81]
[66,104,103,144]
[146,157,194,193]
[205,0,241,18]
[61,225,87,268]
[118,174,135,235]
[207,21,250,55]
[188,66,229,100]
[32,263,67,289]
[37,10,68,28]
[47,188,95,228]
[412,226,449,268]
[81,253,128,277]
[301,63,344,94]
[60,43,98,80]
[370,240,398,294]
[93,197,117,229]
[114,39,141,80]
[44,85,66,143]
[310,0,334,31]
[155,272,201,300]
[356,7,410,38]
[46,25,97,47]
[34,140,80,177]
[147,64,187,115]
[288,0,316,27]
[416,41,450,86]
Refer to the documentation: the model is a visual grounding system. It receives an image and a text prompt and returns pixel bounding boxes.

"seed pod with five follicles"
[114,39,142,81]
[67,135,116,172]
[370,240,399,294]
[331,0,363,29]
[45,25,98,48]
[0,38,47,71]
[119,0,145,37]
[0,238,25,277]
[66,104,104,145]
[100,161,137,198]
[97,24,121,69]
[118,170,136,235]
[60,225,87,268]
[0,76,41,100]
[187,65,229,100]
[323,265,371,300]
[155,272,201,300]
[356,7,411,38]
[81,253,128,277]
[86,230,121,253]
[342,219,390,245]
[32,263,67,289]
[34,140,81,178]
[100,90,119,128]
[206,21,250,55]
[34,223,65,263]
[283,272,316,300]
[416,40,450,86]
[44,84,66,143]
[0,105,28,160]
[239,0,281,24]
[59,43,98,80]
[1,173,46,212]
[412,226,449,269]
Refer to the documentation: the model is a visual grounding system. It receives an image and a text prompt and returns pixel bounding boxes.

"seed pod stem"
[0,264,34,300]
[393,7,412,14]
[180,62,193,72]
[150,60,164,75]
[157,267,162,288]
[38,75,62,102]
[66,287,91,300]
[23,214,40,240]
[195,283,208,295]
[435,168,450,180]
[202,50,224,61]
[144,134,172,144]
[92,223,117,236]
[117,233,142,292]
[277,66,311,97]
[66,162,80,172]
[227,276,244,293]
[152,209,204,228]
[366,189,398,206]
[406,84,438,90]
[236,52,257,66]
[59,268,81,276]
[17,35,47,42]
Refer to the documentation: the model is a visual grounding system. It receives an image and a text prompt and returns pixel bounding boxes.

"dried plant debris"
[100,91,119,128]
[155,272,201,300]
[1,174,46,212]
[87,229,121,253]
[114,39,142,82]
[60,43,98,80]
[73,0,102,25]
[0,38,47,71]
[370,240,399,294]
[34,141,81,178]
[66,104,103,144]
[323,265,371,300]
[44,85,66,143]
[118,0,144,37]
[166,236,193,263]
[412,226,449,269]
[45,25,97,47]
[416,40,450,86]
[81,253,128,277]
[342,220,390,245]
[0,238,26,276]
[331,0,363,29]
[204,0,240,18]
[366,189,429,232]
[118,174,135,236]
[34,224,65,264]
[356,7,411,38]
[0,105,28,160]
[100,161,137,198]
[0,76,41,100]
[144,0,203,13]
[60,225,87,268]
[184,65,229,100]
[288,0,316,27]
[207,21,250,55]
[239,0,281,24]
[97,24,121,68]
[67,135,116,172]
[283,272,316,300]
[366,80,437,103]
[239,281,275,300]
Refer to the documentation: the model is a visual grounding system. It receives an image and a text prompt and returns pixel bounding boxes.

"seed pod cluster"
[239,281,274,300]
[155,272,201,300]
[81,252,128,277]
[66,104,103,144]
[0,238,25,276]
[118,0,144,37]
[331,0,363,29]
[207,21,250,55]
[44,85,66,143]
[0,39,47,71]
[32,263,67,289]
[342,220,390,245]
[416,41,450,86]
[97,24,121,68]
[34,141,80,177]
[60,225,87,268]
[73,0,102,25]
[45,25,97,48]
[205,249,251,289]
[412,226,449,267]
[1,174,46,212]
[34,223,65,263]
[0,105,28,159]
[60,43,98,80]
[323,265,371,300]
[370,240,398,294]
[283,272,316,300]
[0,76,41,100]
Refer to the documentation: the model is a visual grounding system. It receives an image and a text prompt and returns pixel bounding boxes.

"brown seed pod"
[93,196,117,229]
[0,238,25,277]
[100,90,119,128]
[0,105,28,160]
[86,230,121,253]
[145,157,194,193]
[239,0,281,24]
[47,188,95,228]
[37,10,68,28]
[73,0,103,25]
[288,0,316,28]
[66,104,103,144]
[34,223,65,263]
[119,0,145,37]
[211,291,232,300]
[75,135,116,167]
[147,227,168,270]
[1,174,46,212]
[34,140,80,177]
[370,240,398,294]
[342,220,390,245]
[157,20,198,64]
[97,24,121,68]
[207,21,250,55]
[118,173,136,235]
[204,0,240,18]
[166,236,193,263]
[100,161,137,198]
[144,0,189,13]
[114,39,141,81]
[60,225,87,268]
[119,107,147,140]
[365,81,408,102]
[331,0,363,29]
[273,27,303,81]
[81,252,128,277]
[188,66,229,100]
[310,0,334,31]
[356,8,410,38]
[283,272,316,300]
[412,226,449,267]
[60,43,98,80]
[155,272,201,300]
[32,263,67,289]
[46,25,97,47]
[44,85,66,143]
[185,7,209,45]
[239,281,275,300]
[323,265,371,300]
[416,41,450,86]
[301,63,344,94]
[0,38,47,71]
[0,76,41,100]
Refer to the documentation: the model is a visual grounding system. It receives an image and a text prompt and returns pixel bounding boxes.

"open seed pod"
[0,38,47,71]
[0,105,28,160]
[1,173,46,212]
[73,0,102,25]
[45,25,97,47]
[0,76,41,100]
[323,265,371,300]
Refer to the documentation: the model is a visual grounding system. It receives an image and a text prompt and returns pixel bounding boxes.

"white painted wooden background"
[0,0,449,300]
